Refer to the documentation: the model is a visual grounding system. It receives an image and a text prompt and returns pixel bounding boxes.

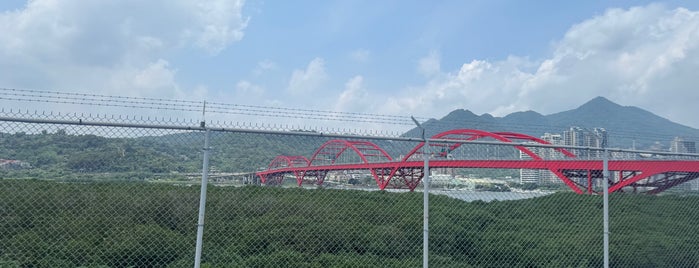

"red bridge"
[256,129,699,194]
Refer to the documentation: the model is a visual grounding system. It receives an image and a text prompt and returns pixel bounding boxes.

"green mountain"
[0,130,328,175]
[404,96,699,150]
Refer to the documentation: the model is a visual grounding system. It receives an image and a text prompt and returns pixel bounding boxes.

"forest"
[1,179,698,267]
[0,129,327,176]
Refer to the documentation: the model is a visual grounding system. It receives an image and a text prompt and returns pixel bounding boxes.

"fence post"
[603,147,609,268]
[411,116,430,268]
[423,138,430,268]
[194,129,211,268]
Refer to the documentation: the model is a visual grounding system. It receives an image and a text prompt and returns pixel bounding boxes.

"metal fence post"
[194,128,211,268]
[603,147,609,268]
[412,116,430,268]
[423,138,430,268]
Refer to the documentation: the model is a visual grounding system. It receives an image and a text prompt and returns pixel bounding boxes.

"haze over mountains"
[404,97,699,150]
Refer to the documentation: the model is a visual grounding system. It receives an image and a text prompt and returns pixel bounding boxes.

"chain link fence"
[2,108,699,267]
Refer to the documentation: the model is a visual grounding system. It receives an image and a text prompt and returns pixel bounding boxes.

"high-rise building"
[563,126,607,158]
[519,146,539,184]
[541,133,563,144]
[563,127,585,147]
[670,137,697,154]
[592,128,608,148]
[540,133,564,159]
[519,128,609,185]
[590,128,607,157]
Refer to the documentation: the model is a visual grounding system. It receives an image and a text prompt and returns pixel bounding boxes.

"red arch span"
[304,140,393,186]
[309,139,393,166]
[256,130,699,194]
[267,155,310,170]
[402,129,576,161]
[260,155,310,185]
[493,132,576,158]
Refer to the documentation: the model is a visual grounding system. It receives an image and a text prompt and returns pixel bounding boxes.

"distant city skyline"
[519,126,696,185]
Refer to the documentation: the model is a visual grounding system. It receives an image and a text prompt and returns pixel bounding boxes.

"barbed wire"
[0,88,425,126]
[1,87,696,144]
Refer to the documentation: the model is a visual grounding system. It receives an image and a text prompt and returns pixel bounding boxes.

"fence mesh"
[1,109,699,267]
[0,121,202,267]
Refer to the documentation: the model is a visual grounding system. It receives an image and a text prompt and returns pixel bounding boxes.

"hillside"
[404,97,699,149]
[0,130,327,175]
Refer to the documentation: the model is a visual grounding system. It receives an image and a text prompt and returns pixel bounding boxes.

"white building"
[670,137,696,154]
[519,148,539,184]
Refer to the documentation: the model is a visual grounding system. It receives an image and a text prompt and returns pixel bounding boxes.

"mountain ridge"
[404,97,699,150]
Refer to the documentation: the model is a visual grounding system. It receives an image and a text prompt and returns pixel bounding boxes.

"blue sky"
[1,0,699,130]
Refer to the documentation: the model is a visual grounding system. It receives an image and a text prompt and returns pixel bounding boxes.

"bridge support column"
[394,167,425,191]
[303,170,328,186]
[371,167,396,190]
[265,173,285,186]
[293,171,304,187]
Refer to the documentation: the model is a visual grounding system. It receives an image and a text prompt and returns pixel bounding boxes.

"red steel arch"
[260,155,310,186]
[493,132,576,158]
[256,129,699,194]
[309,139,393,166]
[402,129,573,161]
[305,139,393,186]
[393,129,577,191]
[267,155,310,170]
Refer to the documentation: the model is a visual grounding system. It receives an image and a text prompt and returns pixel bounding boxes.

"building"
[541,133,563,144]
[563,127,585,147]
[540,133,564,159]
[589,128,607,157]
[516,128,608,185]
[519,147,539,184]
[563,127,607,158]
[670,137,696,154]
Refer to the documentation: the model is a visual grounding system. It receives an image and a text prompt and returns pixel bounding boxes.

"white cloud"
[349,49,370,63]
[253,59,277,76]
[0,0,249,98]
[335,75,369,112]
[385,4,699,128]
[191,0,249,54]
[381,56,529,116]
[235,80,264,96]
[98,59,185,100]
[418,50,441,77]
[133,59,177,90]
[287,57,328,94]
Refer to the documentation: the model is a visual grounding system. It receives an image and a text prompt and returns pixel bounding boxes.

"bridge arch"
[267,155,310,170]
[309,139,393,166]
[255,130,699,194]
[493,132,576,158]
[402,129,575,161]
[306,139,395,188]
[261,155,310,186]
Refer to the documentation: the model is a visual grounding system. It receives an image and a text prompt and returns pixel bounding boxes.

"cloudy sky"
[1,0,699,130]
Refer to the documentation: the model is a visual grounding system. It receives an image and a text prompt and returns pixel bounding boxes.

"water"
[432,189,554,202]
[323,184,555,202]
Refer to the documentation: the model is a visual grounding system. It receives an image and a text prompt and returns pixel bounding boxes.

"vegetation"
[1,179,698,267]
[0,130,200,173]
[0,130,326,175]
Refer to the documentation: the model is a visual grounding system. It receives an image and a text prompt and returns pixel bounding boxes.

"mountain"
[404,97,699,149]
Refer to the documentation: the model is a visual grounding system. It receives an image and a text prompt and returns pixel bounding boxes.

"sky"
[1,0,699,131]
